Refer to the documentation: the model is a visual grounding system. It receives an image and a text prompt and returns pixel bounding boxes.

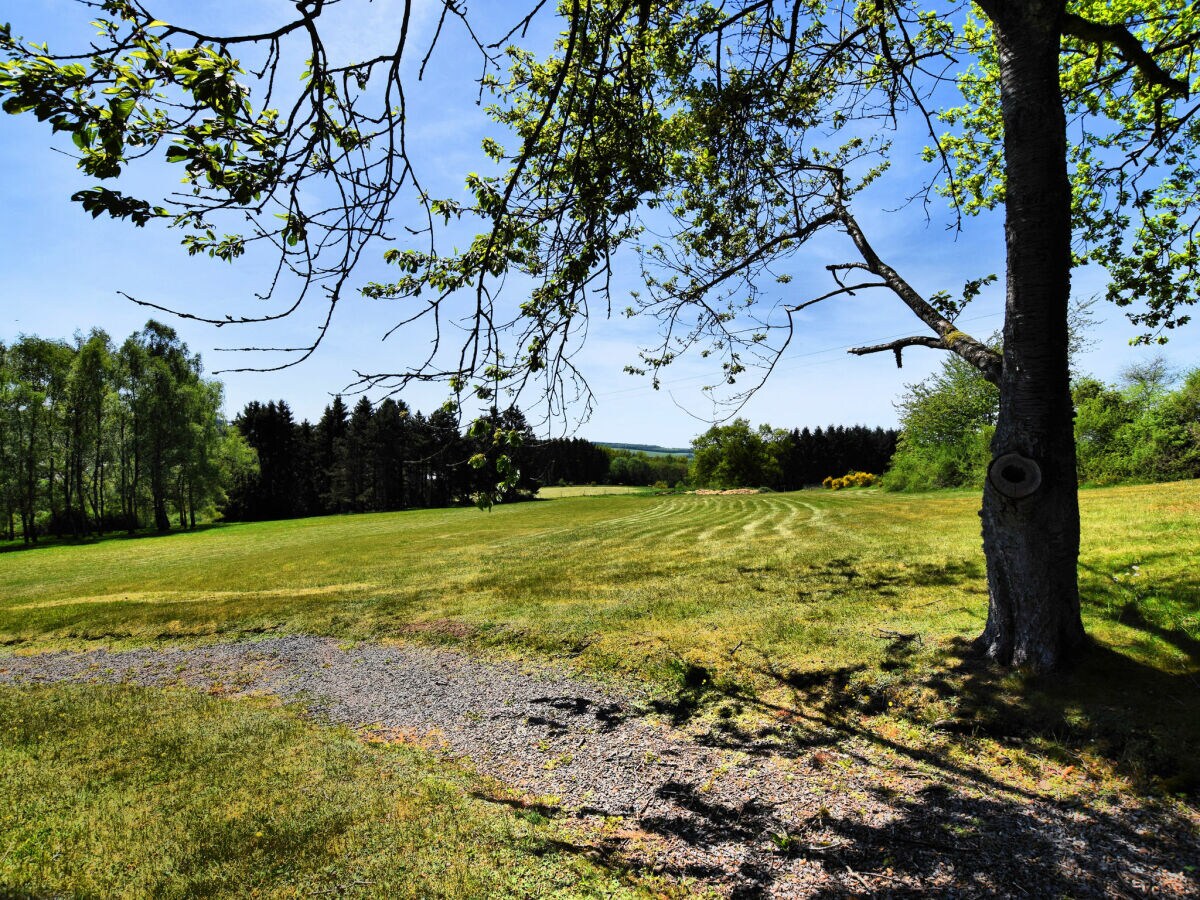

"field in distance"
[537,484,652,497]
[597,442,693,457]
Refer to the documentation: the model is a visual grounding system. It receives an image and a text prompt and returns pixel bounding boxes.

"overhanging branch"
[836,205,1003,384]
[1061,13,1191,97]
[848,335,943,368]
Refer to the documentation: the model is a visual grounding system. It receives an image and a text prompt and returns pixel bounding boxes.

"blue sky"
[2,0,1196,447]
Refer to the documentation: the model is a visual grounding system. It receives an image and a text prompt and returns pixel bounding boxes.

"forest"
[222,400,895,520]
[0,322,253,543]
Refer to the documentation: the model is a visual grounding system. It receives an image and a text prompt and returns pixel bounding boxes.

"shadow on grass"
[1080,554,1200,649]
[806,556,985,591]
[0,523,228,554]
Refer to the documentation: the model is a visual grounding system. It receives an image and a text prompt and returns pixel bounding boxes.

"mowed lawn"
[2,483,1197,682]
[2,483,1199,896]
[0,685,656,899]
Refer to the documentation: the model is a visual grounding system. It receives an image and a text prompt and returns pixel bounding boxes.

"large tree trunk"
[976,0,1086,670]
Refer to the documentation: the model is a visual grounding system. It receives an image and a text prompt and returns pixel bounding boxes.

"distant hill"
[599,442,694,458]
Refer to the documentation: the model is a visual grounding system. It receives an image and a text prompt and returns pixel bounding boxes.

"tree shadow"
[803,556,985,592]
[0,524,228,554]
[529,695,628,730]
[613,629,1199,895]
[1079,554,1200,662]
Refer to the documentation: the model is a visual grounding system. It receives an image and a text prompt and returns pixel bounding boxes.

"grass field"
[2,482,1199,893]
[0,684,659,899]
[3,483,1196,681]
[536,484,652,498]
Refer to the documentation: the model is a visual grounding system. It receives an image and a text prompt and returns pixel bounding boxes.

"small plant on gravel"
[769,831,797,852]
[542,753,573,771]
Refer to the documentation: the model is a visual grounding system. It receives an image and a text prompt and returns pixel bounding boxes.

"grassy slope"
[0,684,660,899]
[3,484,1195,675]
[1,483,1198,791]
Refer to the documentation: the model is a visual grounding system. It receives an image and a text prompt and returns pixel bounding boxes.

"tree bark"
[151,438,170,533]
[976,0,1086,670]
[23,407,38,544]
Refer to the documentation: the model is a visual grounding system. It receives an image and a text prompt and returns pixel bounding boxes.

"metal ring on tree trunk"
[988,452,1042,499]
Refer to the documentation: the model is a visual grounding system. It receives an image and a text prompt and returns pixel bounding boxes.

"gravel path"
[2,635,1197,897]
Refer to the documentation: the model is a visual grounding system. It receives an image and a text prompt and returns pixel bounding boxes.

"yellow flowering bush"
[823,471,879,489]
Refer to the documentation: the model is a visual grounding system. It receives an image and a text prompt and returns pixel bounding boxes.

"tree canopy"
[4,2,1192,400]
[0,322,246,541]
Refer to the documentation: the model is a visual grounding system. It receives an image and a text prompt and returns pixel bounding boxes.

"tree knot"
[988,452,1042,499]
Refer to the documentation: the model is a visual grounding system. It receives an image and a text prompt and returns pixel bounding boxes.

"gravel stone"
[2,636,1197,897]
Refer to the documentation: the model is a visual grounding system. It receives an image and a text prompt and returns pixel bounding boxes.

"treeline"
[0,322,255,543]
[885,354,1200,490]
[605,448,690,487]
[689,419,898,489]
[225,399,546,520]
[0,316,917,543]
[227,394,706,519]
[227,399,893,521]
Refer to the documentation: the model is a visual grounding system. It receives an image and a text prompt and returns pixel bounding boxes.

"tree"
[66,330,115,535]
[466,405,539,503]
[885,354,1000,491]
[1073,362,1200,483]
[315,396,350,514]
[690,419,779,488]
[229,400,300,521]
[122,321,202,532]
[2,2,1197,669]
[0,341,16,539]
[367,397,410,512]
[3,336,70,543]
[340,397,373,513]
[173,378,227,529]
[214,423,260,516]
[1159,369,1200,476]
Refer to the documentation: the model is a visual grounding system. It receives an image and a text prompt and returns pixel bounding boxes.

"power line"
[593,310,1003,400]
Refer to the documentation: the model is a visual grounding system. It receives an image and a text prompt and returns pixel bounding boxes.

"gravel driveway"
[2,635,1196,897]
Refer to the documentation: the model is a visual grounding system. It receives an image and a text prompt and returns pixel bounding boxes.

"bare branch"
[788,281,888,311]
[837,205,1002,384]
[848,335,943,368]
